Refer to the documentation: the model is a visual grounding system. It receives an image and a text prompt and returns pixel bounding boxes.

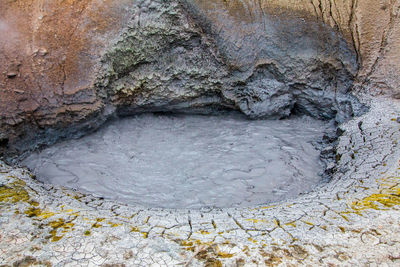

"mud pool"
[21,114,333,209]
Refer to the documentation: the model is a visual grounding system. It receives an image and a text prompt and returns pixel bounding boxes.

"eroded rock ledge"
[1,0,387,158]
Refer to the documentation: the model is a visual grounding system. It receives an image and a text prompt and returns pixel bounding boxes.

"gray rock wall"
[98,0,364,122]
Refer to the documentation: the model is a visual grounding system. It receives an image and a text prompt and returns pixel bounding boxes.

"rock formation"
[1,0,399,157]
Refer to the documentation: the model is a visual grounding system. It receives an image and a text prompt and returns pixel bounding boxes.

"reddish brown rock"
[0,0,132,150]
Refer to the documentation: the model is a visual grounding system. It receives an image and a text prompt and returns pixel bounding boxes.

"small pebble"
[38,48,47,56]
[6,71,17,78]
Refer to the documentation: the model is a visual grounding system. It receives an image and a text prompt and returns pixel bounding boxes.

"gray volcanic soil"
[22,114,332,209]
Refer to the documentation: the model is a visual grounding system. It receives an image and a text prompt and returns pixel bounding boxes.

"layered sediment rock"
[0,0,135,156]
[1,0,399,157]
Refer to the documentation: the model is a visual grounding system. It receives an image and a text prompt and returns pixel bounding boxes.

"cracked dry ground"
[1,94,400,266]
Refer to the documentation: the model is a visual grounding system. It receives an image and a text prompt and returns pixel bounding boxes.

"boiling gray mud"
[22,114,334,209]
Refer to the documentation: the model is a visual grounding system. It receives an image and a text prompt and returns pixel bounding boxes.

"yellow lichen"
[49,229,63,242]
[340,214,349,222]
[29,201,39,207]
[40,211,56,219]
[248,237,258,244]
[89,218,105,228]
[107,221,121,227]
[352,192,400,210]
[218,251,234,258]
[24,207,43,217]
[91,222,102,228]
[24,207,55,219]
[131,226,140,232]
[64,209,75,213]
[8,178,26,186]
[246,218,267,223]
[49,218,65,228]
[257,205,276,210]
[302,220,314,226]
[285,221,296,227]
[0,182,30,203]
[350,176,400,212]
[130,226,149,238]
[48,218,75,242]
[180,240,194,247]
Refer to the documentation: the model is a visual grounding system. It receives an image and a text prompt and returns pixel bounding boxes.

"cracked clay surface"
[1,93,400,266]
